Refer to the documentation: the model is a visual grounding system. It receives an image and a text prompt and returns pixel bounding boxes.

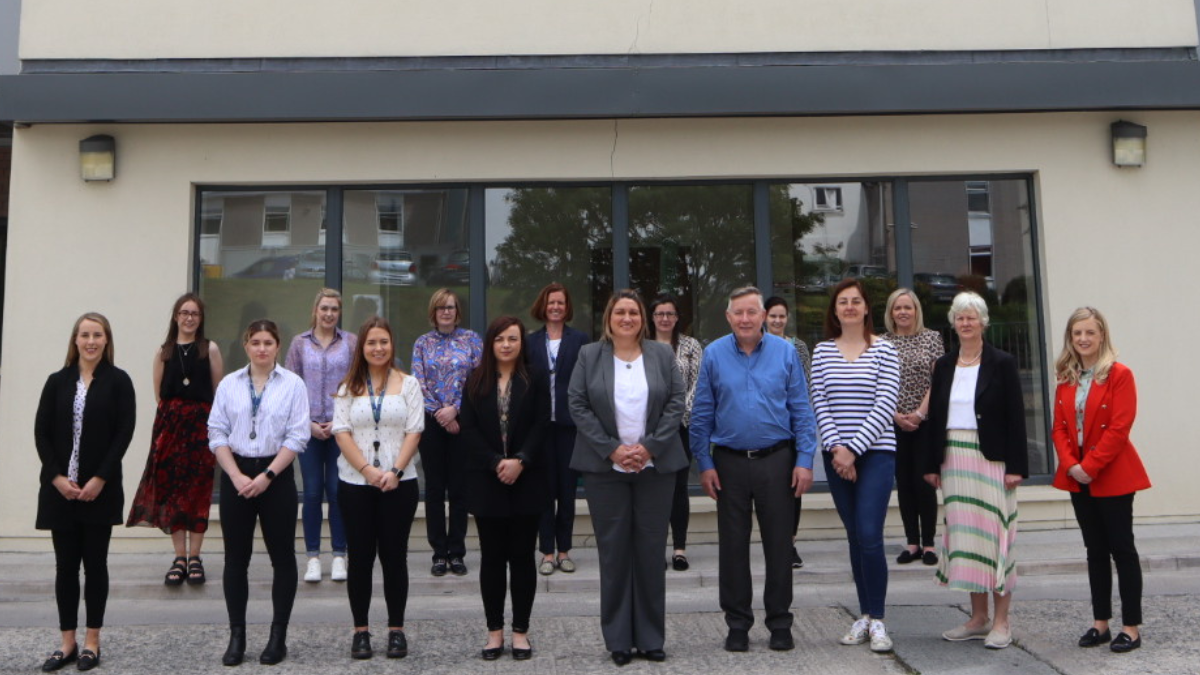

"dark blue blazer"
[527,325,589,426]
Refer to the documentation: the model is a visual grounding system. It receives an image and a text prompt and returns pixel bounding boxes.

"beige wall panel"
[19,0,1196,60]
[2,112,1196,546]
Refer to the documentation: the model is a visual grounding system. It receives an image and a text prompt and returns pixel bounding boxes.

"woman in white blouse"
[333,316,424,660]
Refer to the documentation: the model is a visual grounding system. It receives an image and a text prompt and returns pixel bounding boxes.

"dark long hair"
[159,293,210,362]
[339,316,402,397]
[648,293,682,350]
[467,316,530,402]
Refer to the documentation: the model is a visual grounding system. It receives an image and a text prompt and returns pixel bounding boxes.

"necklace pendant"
[373,459,381,468]
[626,363,632,369]
[182,377,191,387]
[249,430,257,440]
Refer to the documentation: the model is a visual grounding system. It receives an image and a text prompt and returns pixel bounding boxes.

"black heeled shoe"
[76,648,101,672]
[512,634,532,661]
[259,623,288,665]
[638,648,666,661]
[40,646,78,672]
[351,631,372,660]
[222,626,246,667]
[611,650,633,666]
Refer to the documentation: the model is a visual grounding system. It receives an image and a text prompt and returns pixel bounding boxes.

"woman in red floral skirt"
[127,293,225,585]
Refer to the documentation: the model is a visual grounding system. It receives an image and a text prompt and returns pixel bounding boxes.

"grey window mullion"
[892,179,913,288]
[469,186,486,331]
[325,187,344,291]
[753,182,771,292]
[612,183,630,289]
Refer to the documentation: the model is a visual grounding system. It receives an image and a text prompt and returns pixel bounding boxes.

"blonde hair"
[426,288,461,328]
[309,288,342,330]
[883,288,925,334]
[1055,307,1117,385]
[600,289,648,343]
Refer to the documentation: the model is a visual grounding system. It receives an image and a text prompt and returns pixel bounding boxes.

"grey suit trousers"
[584,468,676,652]
[714,445,797,631]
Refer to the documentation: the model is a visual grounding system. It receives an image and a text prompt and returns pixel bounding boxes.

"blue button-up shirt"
[689,332,818,472]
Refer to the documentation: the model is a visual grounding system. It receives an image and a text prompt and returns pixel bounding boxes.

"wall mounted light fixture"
[1111,121,1147,168]
[79,134,116,181]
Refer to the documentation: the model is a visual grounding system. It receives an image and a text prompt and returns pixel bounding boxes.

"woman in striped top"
[923,292,1027,650]
[810,279,900,653]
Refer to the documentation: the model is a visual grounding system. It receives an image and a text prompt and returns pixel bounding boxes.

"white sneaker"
[331,556,348,582]
[869,620,894,653]
[840,616,870,645]
[304,557,322,583]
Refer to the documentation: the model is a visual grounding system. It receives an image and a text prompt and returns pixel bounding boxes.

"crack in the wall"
[629,0,654,54]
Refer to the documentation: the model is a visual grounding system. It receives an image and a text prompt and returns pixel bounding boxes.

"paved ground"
[1,523,1197,674]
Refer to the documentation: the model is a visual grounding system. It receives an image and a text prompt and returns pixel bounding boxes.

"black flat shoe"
[724,628,749,652]
[351,631,372,660]
[76,649,100,672]
[41,647,77,672]
[386,630,408,658]
[769,628,795,651]
[896,549,918,564]
[922,550,939,566]
[1111,632,1141,653]
[259,623,287,665]
[1078,627,1112,648]
[637,648,666,661]
[610,650,632,666]
[222,626,246,667]
[511,644,532,660]
[481,645,504,661]
[671,554,689,571]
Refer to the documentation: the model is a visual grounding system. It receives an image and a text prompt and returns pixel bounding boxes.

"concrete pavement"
[1,522,1197,674]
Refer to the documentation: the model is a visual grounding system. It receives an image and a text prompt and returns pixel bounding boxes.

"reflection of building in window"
[263,194,291,247]
[966,181,993,279]
[813,186,843,212]
[199,198,223,267]
[376,193,404,249]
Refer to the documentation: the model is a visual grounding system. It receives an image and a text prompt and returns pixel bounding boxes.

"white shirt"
[208,366,311,458]
[332,374,425,484]
[947,364,980,430]
[547,338,562,422]
[612,354,653,473]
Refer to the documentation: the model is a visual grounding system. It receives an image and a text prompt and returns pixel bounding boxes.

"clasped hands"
[53,475,105,502]
[830,446,858,482]
[1067,464,1092,485]
[495,458,524,485]
[610,443,651,473]
[361,465,402,492]
[434,406,460,435]
[894,412,923,433]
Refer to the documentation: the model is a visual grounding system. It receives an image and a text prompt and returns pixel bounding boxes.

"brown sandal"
[164,556,187,586]
[186,556,206,585]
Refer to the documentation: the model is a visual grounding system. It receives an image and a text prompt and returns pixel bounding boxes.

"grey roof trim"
[4,60,1200,124]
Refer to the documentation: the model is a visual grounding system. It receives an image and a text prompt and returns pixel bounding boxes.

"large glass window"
[629,185,755,344]
[343,189,470,366]
[485,187,612,336]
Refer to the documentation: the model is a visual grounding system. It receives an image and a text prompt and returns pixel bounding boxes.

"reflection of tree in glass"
[490,188,612,332]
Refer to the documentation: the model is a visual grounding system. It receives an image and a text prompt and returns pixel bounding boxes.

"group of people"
[33,279,1150,671]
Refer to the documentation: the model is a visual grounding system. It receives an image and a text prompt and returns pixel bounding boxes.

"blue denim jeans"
[824,449,895,619]
[299,435,346,556]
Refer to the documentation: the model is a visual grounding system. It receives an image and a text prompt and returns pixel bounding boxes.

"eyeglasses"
[177,310,201,319]
[652,312,677,319]
[435,306,458,313]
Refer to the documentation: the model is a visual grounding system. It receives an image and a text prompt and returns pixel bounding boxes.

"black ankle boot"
[222,625,246,667]
[259,623,288,665]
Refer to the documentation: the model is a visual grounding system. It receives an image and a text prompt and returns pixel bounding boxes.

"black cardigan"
[459,373,550,518]
[923,341,1029,478]
[34,360,137,529]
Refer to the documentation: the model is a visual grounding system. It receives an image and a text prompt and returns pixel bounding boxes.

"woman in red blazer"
[1052,307,1150,654]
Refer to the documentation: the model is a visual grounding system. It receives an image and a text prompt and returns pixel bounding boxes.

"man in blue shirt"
[690,286,818,653]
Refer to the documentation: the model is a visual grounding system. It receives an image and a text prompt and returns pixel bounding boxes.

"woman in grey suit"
[568,289,687,666]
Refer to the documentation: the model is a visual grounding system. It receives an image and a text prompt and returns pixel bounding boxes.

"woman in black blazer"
[35,313,136,672]
[527,283,589,575]
[460,316,549,661]
[568,289,686,665]
[923,292,1027,651]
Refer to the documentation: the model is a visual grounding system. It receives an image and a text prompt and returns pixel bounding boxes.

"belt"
[714,440,791,460]
[233,454,278,475]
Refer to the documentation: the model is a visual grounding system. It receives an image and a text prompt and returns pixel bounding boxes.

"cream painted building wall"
[19,0,1198,60]
[2,112,1196,548]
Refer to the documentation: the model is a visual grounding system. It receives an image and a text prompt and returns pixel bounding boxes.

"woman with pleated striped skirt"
[923,292,1028,651]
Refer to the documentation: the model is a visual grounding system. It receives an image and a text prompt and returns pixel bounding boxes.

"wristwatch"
[389,467,403,478]
[264,469,276,481]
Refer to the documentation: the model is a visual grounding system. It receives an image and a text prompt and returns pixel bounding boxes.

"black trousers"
[339,479,419,628]
[419,415,468,560]
[220,458,298,627]
[713,444,796,631]
[538,422,581,555]
[1071,486,1142,626]
[894,425,938,547]
[51,522,113,631]
[668,425,691,551]
[475,514,540,632]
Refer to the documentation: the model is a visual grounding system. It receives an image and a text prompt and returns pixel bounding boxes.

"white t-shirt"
[947,364,980,430]
[547,337,561,422]
[332,374,426,484]
[612,354,653,473]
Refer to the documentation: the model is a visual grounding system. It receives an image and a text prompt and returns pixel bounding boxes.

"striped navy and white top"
[811,338,901,455]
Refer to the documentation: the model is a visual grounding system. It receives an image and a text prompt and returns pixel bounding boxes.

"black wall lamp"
[79,134,116,181]
[1111,121,1147,168]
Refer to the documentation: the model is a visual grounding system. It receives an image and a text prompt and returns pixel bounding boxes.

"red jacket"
[1052,362,1150,497]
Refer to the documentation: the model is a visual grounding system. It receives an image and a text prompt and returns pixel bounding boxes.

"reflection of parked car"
[295,250,368,282]
[914,272,962,303]
[369,249,419,286]
[843,264,889,279]
[231,255,299,280]
[800,275,838,295]
[430,249,472,286]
